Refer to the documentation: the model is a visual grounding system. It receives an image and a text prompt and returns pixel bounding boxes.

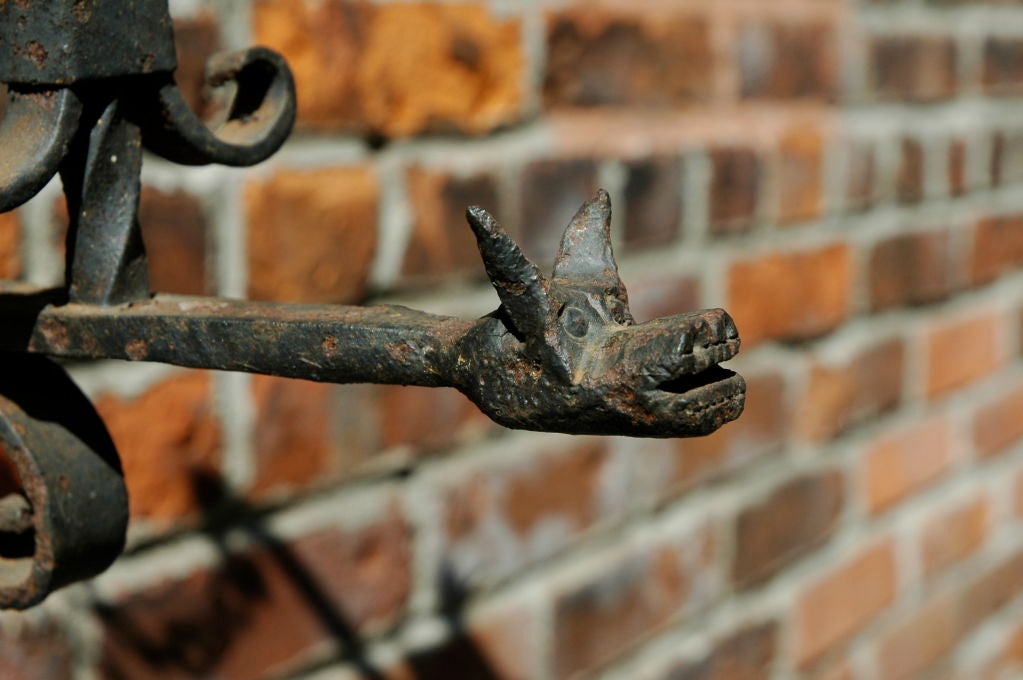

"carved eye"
[562,307,589,338]
[607,297,630,325]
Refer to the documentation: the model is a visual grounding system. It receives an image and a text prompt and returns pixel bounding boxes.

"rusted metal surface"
[0,0,746,608]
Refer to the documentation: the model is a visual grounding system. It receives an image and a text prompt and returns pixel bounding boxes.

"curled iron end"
[137,47,297,167]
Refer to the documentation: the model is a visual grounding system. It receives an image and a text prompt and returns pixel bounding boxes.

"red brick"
[737,21,838,101]
[870,230,953,310]
[441,441,614,584]
[845,140,876,213]
[254,1,523,136]
[727,243,852,347]
[544,10,713,108]
[777,127,825,225]
[553,525,718,678]
[984,38,1023,95]
[0,619,73,680]
[709,147,761,234]
[654,621,778,680]
[138,187,209,295]
[100,507,412,680]
[622,156,683,249]
[250,376,333,499]
[0,210,22,280]
[870,36,957,102]
[877,593,958,680]
[971,213,1023,285]
[926,311,1007,399]
[863,417,953,514]
[898,138,924,203]
[624,272,700,322]
[246,167,377,304]
[920,495,989,577]
[401,168,495,281]
[797,338,904,443]
[990,130,1023,187]
[732,471,844,587]
[95,373,221,521]
[959,549,1023,635]
[172,14,221,116]
[519,159,598,263]
[949,139,967,196]
[973,383,1023,458]
[668,372,787,496]
[796,541,897,667]
[375,385,492,455]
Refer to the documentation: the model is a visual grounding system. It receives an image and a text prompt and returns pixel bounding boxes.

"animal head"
[459,190,745,438]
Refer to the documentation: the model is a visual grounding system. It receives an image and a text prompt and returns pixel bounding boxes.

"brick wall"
[4,0,1023,678]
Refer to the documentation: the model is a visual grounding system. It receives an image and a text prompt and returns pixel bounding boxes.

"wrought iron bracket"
[0,0,746,608]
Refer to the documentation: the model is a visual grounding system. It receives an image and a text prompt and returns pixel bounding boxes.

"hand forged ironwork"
[0,0,745,608]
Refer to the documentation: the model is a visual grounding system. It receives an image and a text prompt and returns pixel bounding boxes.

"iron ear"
[551,190,627,292]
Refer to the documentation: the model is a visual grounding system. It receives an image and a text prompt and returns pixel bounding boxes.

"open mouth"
[657,364,737,394]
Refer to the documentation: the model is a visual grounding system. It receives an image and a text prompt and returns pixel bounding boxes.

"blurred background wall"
[3,0,1023,678]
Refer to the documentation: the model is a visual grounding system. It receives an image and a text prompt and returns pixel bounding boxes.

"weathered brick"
[553,526,719,678]
[668,372,787,496]
[959,549,1023,635]
[984,38,1023,94]
[654,621,778,680]
[898,138,924,203]
[949,139,967,196]
[926,311,1007,399]
[622,156,682,249]
[971,213,1023,285]
[796,338,904,443]
[973,383,1023,457]
[519,158,599,263]
[0,210,22,280]
[246,167,377,304]
[100,507,412,680]
[727,243,852,347]
[777,127,825,225]
[737,21,838,101]
[402,168,495,281]
[139,187,209,295]
[920,495,989,577]
[544,10,713,108]
[254,0,523,136]
[732,471,844,587]
[250,376,333,499]
[863,417,953,514]
[877,593,958,680]
[845,140,877,213]
[440,441,616,585]
[0,619,74,680]
[796,541,897,667]
[990,130,1023,187]
[709,147,761,234]
[374,385,492,455]
[870,230,953,310]
[95,373,221,521]
[870,36,957,102]
[172,14,221,116]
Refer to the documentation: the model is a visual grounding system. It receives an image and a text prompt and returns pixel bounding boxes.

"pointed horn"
[551,190,626,296]
[466,205,553,339]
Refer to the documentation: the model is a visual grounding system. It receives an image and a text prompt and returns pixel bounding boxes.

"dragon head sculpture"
[450,189,746,438]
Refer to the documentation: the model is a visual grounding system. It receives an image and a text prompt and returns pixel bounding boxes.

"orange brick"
[877,593,958,680]
[655,621,778,680]
[0,210,22,280]
[971,213,1023,285]
[138,187,208,295]
[95,373,221,521]
[796,541,897,667]
[926,311,1006,399]
[777,127,825,225]
[974,384,1023,458]
[246,167,377,304]
[796,338,904,443]
[727,244,852,347]
[864,417,953,514]
[959,549,1023,635]
[254,0,523,137]
[921,495,989,578]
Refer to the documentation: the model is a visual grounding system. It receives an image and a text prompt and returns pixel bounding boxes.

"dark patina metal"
[0,0,746,608]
